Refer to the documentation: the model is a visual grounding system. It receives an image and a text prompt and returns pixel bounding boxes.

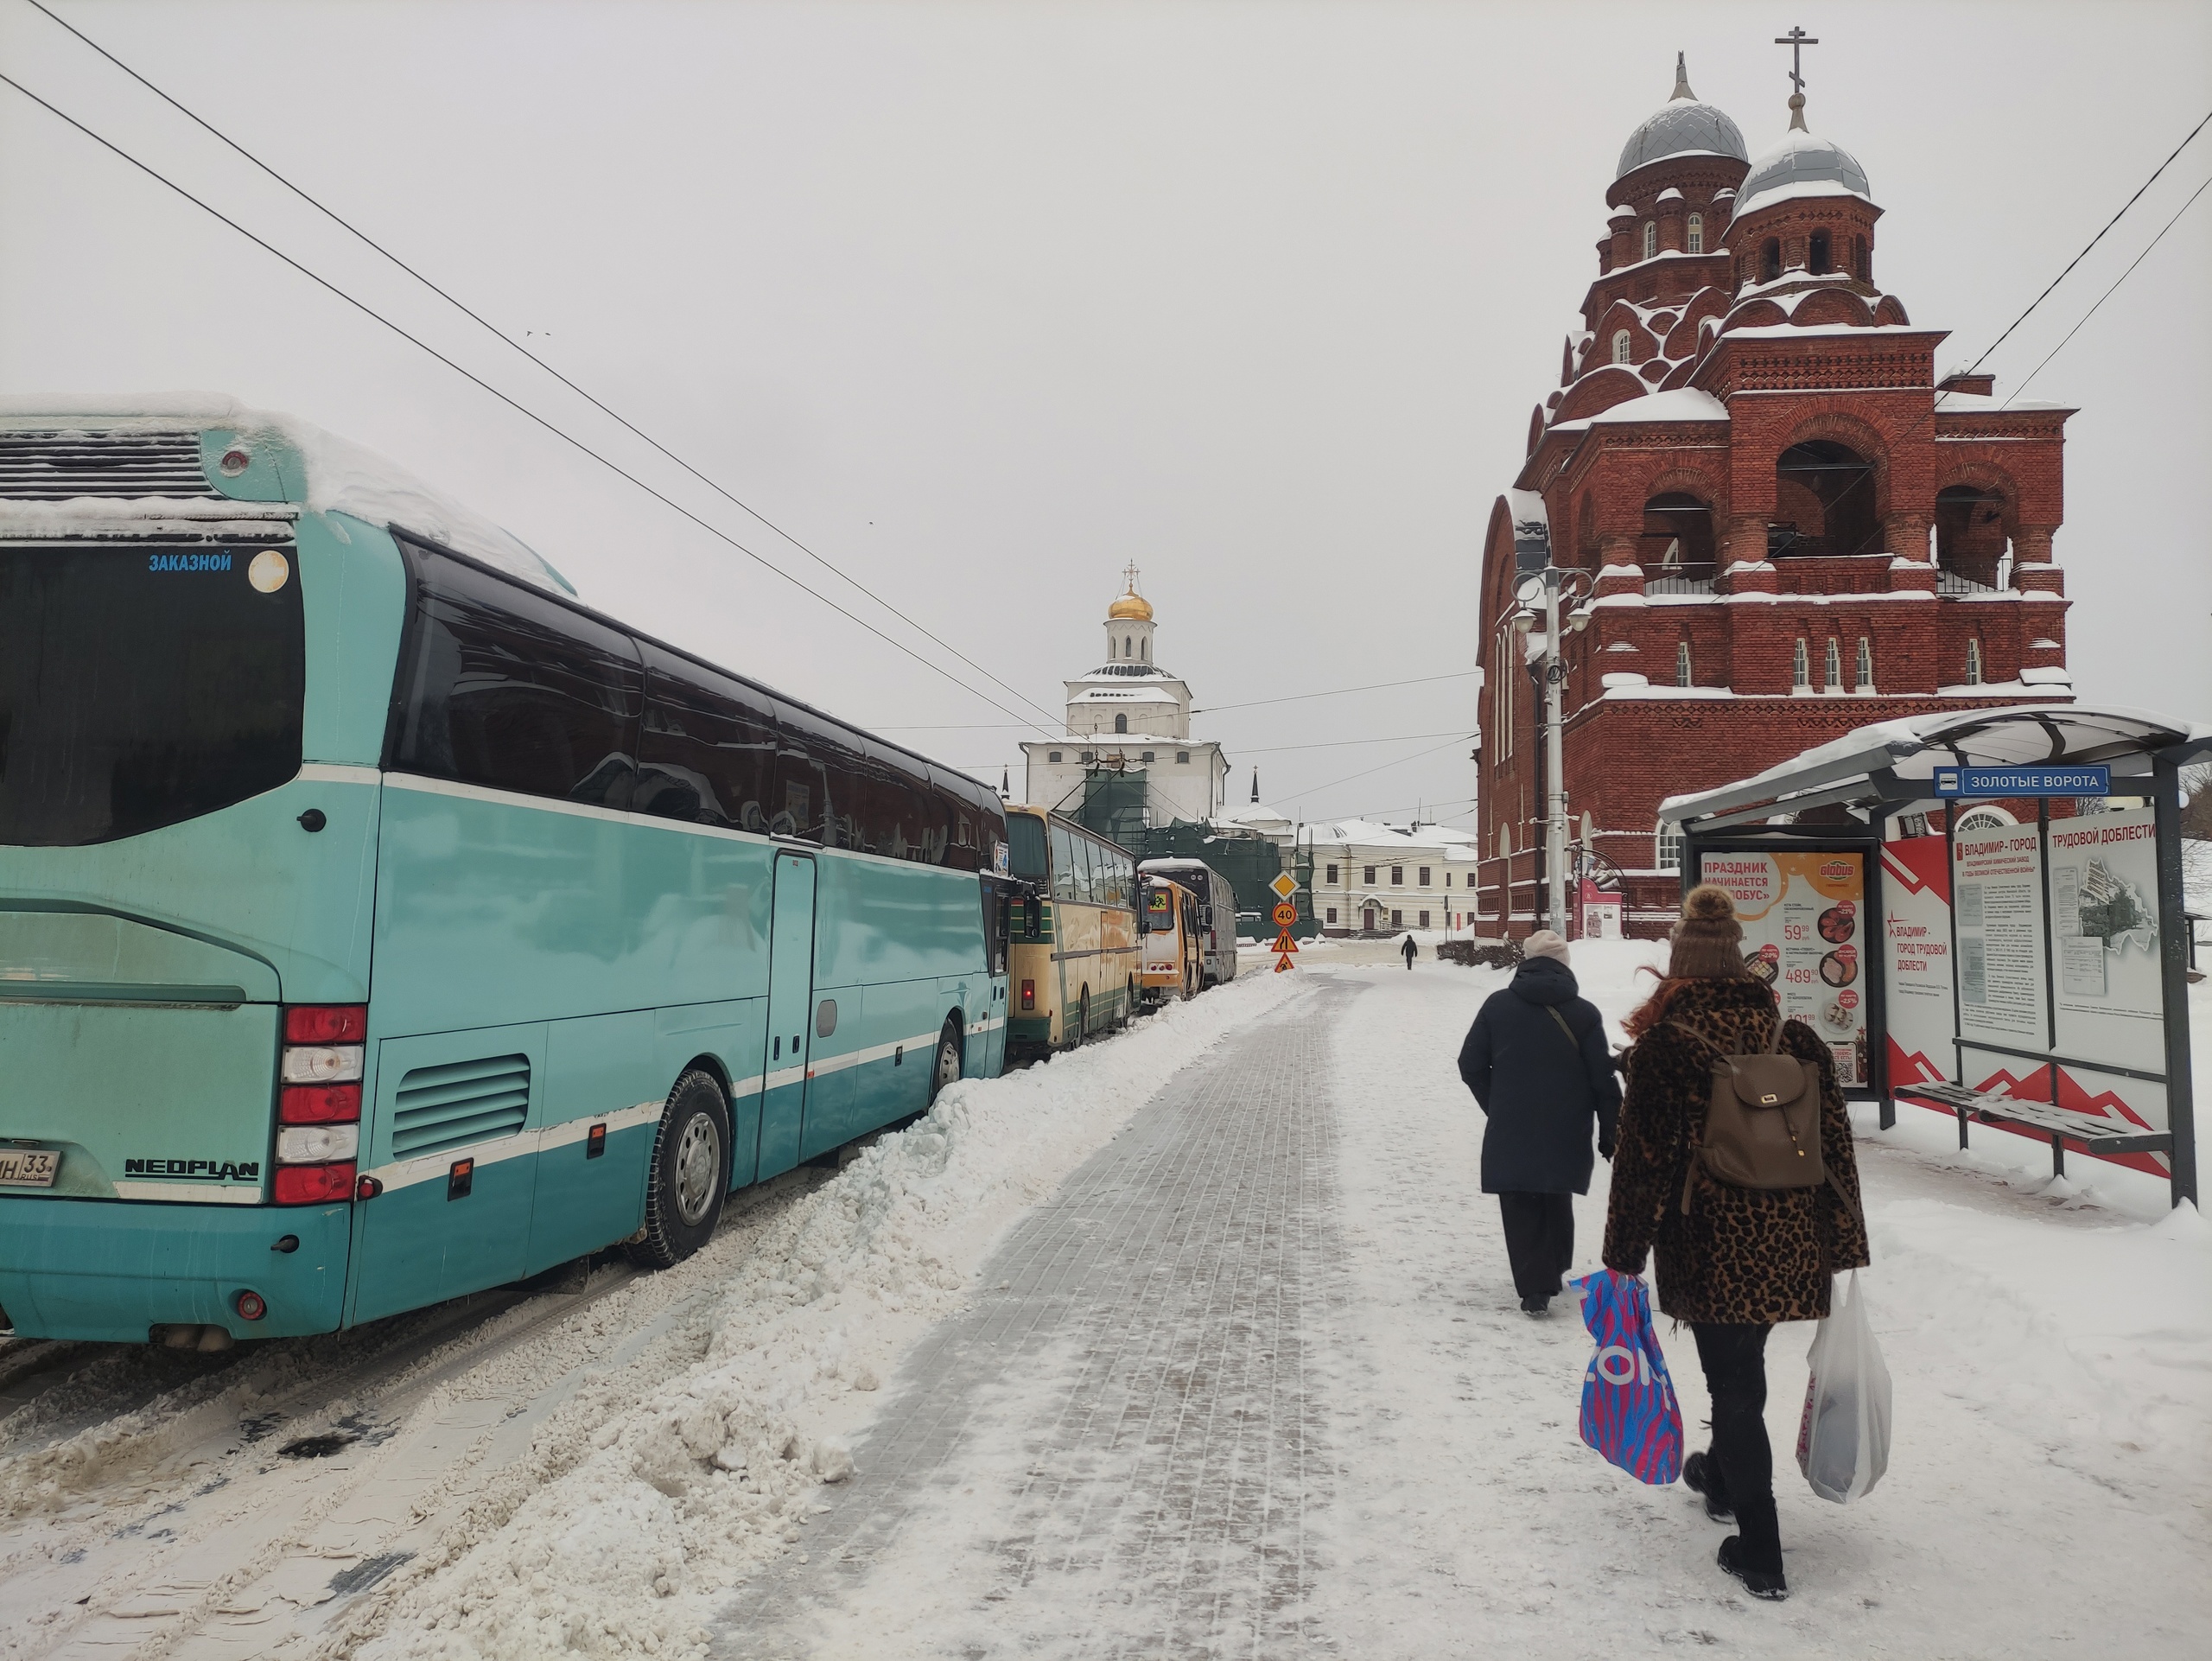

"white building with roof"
[1020,568,1230,826]
[1306,818,1482,936]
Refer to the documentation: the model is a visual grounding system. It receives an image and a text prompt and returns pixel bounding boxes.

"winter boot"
[1682,1450,1733,1522]
[1717,1535,1787,1601]
[1519,1295,1550,1316]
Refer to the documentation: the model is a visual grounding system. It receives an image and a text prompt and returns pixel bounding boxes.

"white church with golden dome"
[1019,566,1230,826]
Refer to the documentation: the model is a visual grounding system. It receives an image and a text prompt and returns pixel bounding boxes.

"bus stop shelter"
[1662,703,2208,1209]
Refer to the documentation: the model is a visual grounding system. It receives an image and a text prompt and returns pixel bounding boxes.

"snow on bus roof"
[0,395,571,593]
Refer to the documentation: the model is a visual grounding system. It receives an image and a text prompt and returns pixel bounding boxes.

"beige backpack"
[1667,1015,1828,1215]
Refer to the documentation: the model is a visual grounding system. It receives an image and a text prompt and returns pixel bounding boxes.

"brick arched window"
[1856,636,1875,690]
[1675,639,1693,687]
[1687,213,1704,255]
[1643,221,1657,259]
[1793,637,1811,690]
[1824,637,1843,690]
[1809,228,1832,275]
[1760,238,1782,283]
[1611,330,1631,365]
[1966,639,1984,686]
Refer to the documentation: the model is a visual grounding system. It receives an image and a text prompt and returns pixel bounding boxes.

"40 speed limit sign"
[1269,893,1300,973]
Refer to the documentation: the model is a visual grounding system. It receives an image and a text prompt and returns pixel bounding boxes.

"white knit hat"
[1523,929,1572,965]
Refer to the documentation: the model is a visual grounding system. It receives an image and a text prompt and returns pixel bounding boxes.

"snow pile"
[349,970,1300,1661]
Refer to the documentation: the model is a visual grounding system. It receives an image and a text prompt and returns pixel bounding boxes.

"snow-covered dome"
[1616,58,1748,181]
[1734,128,1872,216]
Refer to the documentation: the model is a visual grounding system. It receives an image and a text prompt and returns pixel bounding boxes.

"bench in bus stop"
[1894,1081,2175,1180]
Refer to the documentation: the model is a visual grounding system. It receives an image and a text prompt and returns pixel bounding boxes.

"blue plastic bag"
[1567,1268,1684,1485]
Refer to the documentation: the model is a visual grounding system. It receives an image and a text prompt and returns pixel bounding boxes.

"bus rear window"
[1007,812,1048,882]
[0,543,304,846]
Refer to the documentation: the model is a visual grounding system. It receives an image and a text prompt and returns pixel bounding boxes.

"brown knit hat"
[1668,884,1751,980]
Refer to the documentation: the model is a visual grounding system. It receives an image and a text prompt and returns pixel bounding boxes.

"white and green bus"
[0,398,1012,1346]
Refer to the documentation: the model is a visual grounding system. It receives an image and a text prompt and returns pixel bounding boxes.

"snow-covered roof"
[1070,684,1180,705]
[1586,387,1728,424]
[0,395,571,591]
[1503,487,1548,528]
[1934,390,2073,416]
[1307,817,1479,852]
[1617,101,1749,180]
[1662,703,2209,823]
[1733,129,1872,218]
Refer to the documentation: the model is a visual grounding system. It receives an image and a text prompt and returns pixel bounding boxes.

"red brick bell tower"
[1474,54,2075,939]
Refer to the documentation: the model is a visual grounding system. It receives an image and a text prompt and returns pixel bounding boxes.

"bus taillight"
[284,1005,366,1044]
[274,1164,355,1205]
[1020,979,1035,1010]
[281,1084,360,1123]
[276,1006,365,1203]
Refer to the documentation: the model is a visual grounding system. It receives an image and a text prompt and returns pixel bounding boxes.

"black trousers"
[1497,1192,1574,1301]
[1691,1322,1781,1569]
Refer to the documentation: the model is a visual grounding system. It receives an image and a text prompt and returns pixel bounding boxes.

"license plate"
[0,1148,59,1187]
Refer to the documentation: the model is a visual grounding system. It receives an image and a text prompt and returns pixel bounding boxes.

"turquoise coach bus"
[0,400,1012,1345]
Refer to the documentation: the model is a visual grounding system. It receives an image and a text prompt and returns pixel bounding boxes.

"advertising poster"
[1952,823,2049,1054]
[2044,806,2168,1161]
[1698,850,1866,1087]
[1879,836,1955,1087]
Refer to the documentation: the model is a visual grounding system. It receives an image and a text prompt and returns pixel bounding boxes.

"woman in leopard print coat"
[1600,884,1869,1601]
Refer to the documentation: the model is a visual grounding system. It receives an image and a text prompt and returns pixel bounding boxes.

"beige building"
[1307,818,1482,935]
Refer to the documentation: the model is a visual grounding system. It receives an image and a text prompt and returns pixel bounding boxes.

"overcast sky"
[4,1,2208,827]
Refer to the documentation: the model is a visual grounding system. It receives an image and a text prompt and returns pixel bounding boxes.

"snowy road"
[710,951,2211,1659]
[1,951,2205,1659]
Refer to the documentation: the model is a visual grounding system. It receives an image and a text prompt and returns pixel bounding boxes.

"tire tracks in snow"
[0,1166,834,1661]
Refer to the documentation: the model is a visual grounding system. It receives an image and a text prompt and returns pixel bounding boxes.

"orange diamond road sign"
[1271,901,1298,926]
[1268,871,1298,901]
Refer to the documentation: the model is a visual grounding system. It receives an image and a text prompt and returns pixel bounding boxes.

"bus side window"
[1049,824,1078,901]
[770,700,859,845]
[391,542,642,808]
[636,646,777,830]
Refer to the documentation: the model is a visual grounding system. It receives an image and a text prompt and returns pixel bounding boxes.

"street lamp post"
[1512,565,1592,937]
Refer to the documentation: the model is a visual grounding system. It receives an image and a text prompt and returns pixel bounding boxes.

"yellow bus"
[1004,805,1141,1057]
[1139,875,1203,1007]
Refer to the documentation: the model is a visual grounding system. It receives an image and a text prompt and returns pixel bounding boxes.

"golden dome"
[1107,589,1154,621]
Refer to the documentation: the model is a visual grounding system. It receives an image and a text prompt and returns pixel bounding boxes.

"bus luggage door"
[754,852,816,1181]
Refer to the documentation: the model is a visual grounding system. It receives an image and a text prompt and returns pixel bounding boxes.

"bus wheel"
[929,1020,962,1104]
[1122,977,1138,1026]
[630,1069,729,1269]
[1076,988,1090,1046]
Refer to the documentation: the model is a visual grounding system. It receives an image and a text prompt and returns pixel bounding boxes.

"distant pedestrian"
[1456,930,1620,1316]
[1601,885,1870,1603]
[1401,933,1419,970]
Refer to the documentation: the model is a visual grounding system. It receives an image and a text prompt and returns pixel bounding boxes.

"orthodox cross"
[1122,560,1141,595]
[1775,25,1818,128]
[1775,25,1819,94]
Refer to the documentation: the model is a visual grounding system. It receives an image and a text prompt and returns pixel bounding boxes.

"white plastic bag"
[1796,1270,1891,1504]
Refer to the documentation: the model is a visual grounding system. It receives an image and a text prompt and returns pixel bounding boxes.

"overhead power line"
[1282,733,1473,800]
[1195,671,1478,716]
[2005,169,2212,405]
[18,0,1065,732]
[0,67,1054,739]
[1968,105,2212,377]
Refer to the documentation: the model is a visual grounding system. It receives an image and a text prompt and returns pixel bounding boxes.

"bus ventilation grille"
[0,430,221,500]
[391,1054,531,1158]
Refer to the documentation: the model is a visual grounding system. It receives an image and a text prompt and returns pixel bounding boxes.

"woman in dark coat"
[1458,930,1622,1315]
[1603,885,1871,1603]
